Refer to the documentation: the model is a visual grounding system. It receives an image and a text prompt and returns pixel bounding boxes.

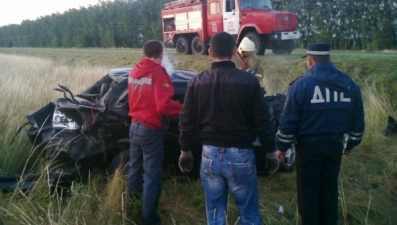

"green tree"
[0,0,395,50]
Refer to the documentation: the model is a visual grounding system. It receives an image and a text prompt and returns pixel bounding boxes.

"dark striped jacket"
[276,62,365,151]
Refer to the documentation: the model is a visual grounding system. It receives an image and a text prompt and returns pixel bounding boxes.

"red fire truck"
[162,0,301,55]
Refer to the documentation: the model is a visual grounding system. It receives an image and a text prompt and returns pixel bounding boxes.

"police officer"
[276,42,365,225]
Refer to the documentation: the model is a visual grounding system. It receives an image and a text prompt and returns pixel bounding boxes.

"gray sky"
[0,0,102,27]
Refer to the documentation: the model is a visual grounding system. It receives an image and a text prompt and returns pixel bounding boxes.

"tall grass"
[0,50,396,224]
[0,54,108,174]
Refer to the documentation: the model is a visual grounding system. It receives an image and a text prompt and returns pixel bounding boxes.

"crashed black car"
[0,68,295,192]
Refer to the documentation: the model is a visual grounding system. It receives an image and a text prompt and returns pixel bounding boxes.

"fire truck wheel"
[272,40,294,55]
[191,36,208,55]
[176,36,192,55]
[244,32,266,55]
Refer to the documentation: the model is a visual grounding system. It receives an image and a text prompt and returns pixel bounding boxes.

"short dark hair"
[143,40,163,58]
[310,55,330,63]
[210,32,235,58]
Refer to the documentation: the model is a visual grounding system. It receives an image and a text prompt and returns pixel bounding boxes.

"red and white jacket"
[128,59,182,130]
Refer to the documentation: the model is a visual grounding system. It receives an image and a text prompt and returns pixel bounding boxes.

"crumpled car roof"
[108,67,197,95]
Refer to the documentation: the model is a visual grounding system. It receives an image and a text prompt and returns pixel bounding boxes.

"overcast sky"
[0,0,102,27]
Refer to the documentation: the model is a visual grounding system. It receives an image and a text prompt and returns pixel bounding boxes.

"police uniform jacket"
[178,61,275,153]
[276,62,365,152]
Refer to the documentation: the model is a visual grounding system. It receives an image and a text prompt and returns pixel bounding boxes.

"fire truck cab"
[162,0,301,55]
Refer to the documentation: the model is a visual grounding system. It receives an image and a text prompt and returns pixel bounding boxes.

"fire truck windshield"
[239,0,273,10]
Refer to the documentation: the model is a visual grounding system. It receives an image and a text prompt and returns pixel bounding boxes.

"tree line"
[0,0,396,50]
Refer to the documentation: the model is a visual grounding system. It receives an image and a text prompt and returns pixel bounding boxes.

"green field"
[0,48,396,224]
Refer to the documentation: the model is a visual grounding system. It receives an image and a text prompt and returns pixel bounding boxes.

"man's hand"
[276,150,286,163]
[178,151,193,172]
[343,150,352,156]
[265,152,280,174]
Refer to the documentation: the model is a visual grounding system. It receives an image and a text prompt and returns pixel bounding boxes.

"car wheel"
[48,152,78,173]
[108,150,130,176]
[279,144,296,172]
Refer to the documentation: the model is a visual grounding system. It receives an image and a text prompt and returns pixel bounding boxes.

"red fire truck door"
[207,0,224,37]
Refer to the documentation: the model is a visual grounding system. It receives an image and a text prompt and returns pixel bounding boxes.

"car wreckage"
[0,68,295,193]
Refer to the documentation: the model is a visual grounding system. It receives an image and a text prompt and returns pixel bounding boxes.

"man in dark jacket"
[276,42,365,225]
[178,32,276,225]
[128,40,182,225]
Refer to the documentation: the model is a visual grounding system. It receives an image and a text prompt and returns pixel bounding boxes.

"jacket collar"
[305,62,351,90]
[211,61,236,69]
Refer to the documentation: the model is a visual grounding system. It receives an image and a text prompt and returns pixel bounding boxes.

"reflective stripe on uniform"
[349,131,363,140]
[350,136,362,141]
[349,131,364,136]
[276,130,295,143]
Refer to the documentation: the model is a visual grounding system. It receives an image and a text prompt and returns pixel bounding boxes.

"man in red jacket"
[128,40,182,225]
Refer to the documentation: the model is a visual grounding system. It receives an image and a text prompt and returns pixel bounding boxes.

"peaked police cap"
[302,42,331,58]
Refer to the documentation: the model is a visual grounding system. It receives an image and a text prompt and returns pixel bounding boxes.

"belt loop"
[220,147,225,153]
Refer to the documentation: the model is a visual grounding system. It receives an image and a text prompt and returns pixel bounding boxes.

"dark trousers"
[128,121,163,225]
[296,138,344,225]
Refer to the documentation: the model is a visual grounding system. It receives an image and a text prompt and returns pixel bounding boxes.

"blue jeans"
[128,121,164,225]
[200,145,262,225]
